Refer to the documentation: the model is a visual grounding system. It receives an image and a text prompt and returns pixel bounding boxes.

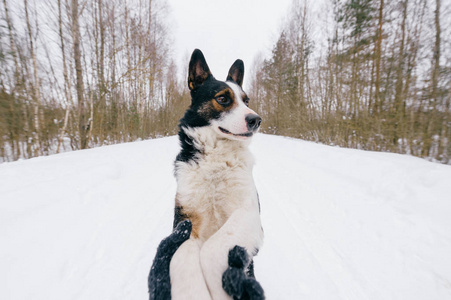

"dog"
[148,49,264,300]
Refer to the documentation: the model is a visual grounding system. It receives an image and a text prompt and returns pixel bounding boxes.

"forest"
[0,0,450,163]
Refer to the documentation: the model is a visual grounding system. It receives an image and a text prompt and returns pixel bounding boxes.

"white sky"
[168,0,293,87]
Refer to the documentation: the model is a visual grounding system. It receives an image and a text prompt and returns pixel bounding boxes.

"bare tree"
[71,0,88,149]
[56,0,73,153]
[24,0,42,155]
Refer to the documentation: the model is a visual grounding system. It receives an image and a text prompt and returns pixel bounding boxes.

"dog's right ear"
[188,49,212,91]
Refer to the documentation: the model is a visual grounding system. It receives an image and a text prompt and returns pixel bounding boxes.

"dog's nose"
[245,114,262,132]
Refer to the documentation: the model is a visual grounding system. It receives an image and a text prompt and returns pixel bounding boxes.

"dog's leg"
[170,237,212,300]
[148,220,192,300]
[200,207,263,300]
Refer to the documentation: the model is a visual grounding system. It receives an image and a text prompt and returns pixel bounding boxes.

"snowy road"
[1,134,451,299]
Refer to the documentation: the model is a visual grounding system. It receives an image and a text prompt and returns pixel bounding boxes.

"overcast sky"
[168,0,293,87]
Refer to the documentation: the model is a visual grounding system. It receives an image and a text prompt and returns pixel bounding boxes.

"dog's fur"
[148,49,264,300]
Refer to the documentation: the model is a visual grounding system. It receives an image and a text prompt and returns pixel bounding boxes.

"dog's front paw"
[228,245,250,268]
[222,266,246,297]
[223,245,265,300]
[172,219,192,245]
[242,278,265,300]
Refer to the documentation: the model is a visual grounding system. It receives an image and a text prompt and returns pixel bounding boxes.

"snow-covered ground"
[1,134,451,299]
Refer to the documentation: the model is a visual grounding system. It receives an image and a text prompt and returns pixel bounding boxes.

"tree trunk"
[57,0,73,153]
[71,0,88,149]
[422,0,441,158]
[374,0,384,116]
[24,0,42,156]
[393,0,408,148]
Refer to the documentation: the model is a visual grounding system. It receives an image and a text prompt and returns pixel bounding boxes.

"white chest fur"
[174,127,259,242]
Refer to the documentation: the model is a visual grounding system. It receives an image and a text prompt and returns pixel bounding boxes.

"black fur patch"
[148,220,192,300]
[175,125,201,163]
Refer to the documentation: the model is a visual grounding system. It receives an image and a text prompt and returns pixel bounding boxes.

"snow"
[1,134,451,299]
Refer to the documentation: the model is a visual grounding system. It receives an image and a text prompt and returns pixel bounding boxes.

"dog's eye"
[216,96,230,106]
[243,98,250,107]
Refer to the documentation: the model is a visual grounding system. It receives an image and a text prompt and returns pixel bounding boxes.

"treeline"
[0,0,189,162]
[1,0,450,164]
[249,0,451,163]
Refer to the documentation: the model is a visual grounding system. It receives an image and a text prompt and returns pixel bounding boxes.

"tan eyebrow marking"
[214,87,234,99]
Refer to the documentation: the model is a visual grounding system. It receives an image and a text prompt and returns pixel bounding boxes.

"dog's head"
[182,49,261,141]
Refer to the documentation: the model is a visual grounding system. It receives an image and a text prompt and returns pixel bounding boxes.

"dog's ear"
[226,59,244,87]
[188,49,212,91]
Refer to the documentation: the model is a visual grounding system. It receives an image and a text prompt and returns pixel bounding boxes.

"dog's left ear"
[188,49,212,91]
[226,59,244,87]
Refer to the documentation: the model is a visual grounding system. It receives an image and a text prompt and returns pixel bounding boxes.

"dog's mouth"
[219,127,253,138]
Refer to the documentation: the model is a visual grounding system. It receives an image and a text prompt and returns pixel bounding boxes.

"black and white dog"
[148,49,264,300]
